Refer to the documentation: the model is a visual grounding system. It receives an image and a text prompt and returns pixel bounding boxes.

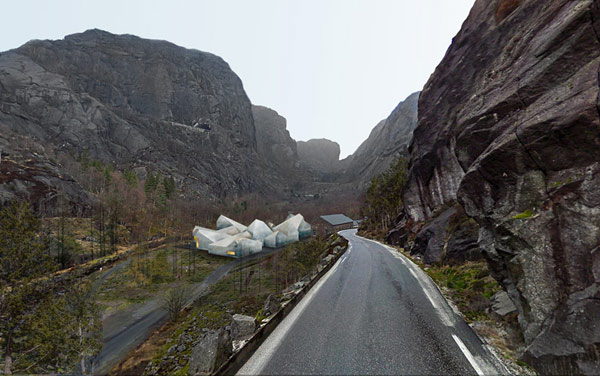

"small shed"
[319,214,354,234]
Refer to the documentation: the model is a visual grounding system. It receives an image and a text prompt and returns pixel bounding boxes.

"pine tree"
[0,201,55,374]
[144,172,156,195]
[22,282,101,374]
[360,157,408,233]
[162,176,176,199]
[123,170,138,188]
[67,282,102,374]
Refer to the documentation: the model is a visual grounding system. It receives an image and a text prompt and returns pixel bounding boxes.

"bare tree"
[162,287,188,322]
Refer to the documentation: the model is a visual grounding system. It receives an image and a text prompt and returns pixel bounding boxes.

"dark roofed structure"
[319,214,354,234]
[320,214,353,226]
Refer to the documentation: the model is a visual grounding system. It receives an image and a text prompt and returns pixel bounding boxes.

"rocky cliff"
[252,105,300,174]
[401,0,600,373]
[0,29,274,210]
[342,92,419,186]
[296,138,342,174]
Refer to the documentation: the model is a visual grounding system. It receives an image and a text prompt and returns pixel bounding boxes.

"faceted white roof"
[247,219,273,240]
[216,215,247,232]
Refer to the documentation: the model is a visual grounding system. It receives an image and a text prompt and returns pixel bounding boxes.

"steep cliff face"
[0,133,92,214]
[0,29,269,209]
[252,105,300,173]
[403,0,600,373]
[342,92,419,185]
[296,138,342,174]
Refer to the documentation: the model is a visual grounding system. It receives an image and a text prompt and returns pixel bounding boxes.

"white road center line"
[452,334,485,376]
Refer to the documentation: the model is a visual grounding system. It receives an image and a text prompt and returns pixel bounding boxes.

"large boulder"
[411,207,456,264]
[262,294,280,317]
[188,329,232,375]
[402,0,600,373]
[230,314,256,341]
[396,205,482,264]
[490,290,517,320]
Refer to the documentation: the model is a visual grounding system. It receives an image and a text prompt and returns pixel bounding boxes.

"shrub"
[162,287,188,322]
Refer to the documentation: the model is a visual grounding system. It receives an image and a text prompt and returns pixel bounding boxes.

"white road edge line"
[236,254,344,375]
[452,334,485,376]
[357,235,455,327]
[355,233,499,374]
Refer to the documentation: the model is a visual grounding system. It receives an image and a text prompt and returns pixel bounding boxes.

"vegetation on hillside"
[1,149,359,374]
[40,151,361,274]
[0,202,101,374]
[96,247,229,310]
[115,235,347,375]
[359,157,408,237]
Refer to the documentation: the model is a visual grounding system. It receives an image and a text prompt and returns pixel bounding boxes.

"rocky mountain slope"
[341,92,419,186]
[296,138,342,174]
[252,105,300,174]
[293,92,419,185]
[0,29,279,211]
[397,0,600,373]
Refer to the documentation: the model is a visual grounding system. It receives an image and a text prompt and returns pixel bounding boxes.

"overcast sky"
[1,0,474,158]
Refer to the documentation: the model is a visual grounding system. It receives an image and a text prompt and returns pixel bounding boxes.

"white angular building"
[271,214,312,247]
[247,219,273,241]
[216,215,247,232]
[193,226,229,250]
[193,214,311,257]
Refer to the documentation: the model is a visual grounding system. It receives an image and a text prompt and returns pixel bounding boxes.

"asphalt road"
[91,245,285,375]
[239,229,508,375]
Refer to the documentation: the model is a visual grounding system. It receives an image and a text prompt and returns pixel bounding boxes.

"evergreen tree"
[123,170,138,188]
[0,201,55,374]
[79,150,90,172]
[144,172,158,194]
[360,157,408,233]
[66,282,102,374]
[21,282,101,374]
[162,176,176,199]
[103,167,112,186]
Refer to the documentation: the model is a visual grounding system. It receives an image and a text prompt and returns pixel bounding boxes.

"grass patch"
[425,261,501,322]
[97,246,229,306]
[512,209,533,220]
[141,234,346,375]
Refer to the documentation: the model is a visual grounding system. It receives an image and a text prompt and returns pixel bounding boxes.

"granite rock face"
[0,133,92,214]
[0,29,273,209]
[389,204,482,265]
[252,105,300,174]
[411,207,457,264]
[296,138,341,174]
[403,0,600,373]
[342,92,419,186]
[288,92,418,186]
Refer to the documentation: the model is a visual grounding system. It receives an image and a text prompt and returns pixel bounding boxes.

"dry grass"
[43,217,130,255]
[109,320,177,376]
